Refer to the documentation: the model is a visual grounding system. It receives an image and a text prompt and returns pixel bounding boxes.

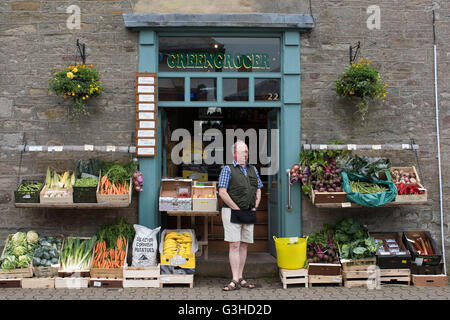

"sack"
[132,225,161,267]
[230,209,257,224]
[341,172,397,207]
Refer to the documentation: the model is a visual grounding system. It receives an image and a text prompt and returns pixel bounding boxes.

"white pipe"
[0,145,136,153]
[433,10,447,275]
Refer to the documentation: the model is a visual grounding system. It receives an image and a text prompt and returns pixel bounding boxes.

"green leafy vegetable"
[337,154,391,180]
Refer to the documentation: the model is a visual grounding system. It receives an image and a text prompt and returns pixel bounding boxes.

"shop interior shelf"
[313,200,427,208]
[14,202,132,209]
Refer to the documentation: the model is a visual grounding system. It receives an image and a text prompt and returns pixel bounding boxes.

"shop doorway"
[160,107,279,253]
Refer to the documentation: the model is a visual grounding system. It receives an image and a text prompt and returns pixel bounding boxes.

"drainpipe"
[432,10,446,275]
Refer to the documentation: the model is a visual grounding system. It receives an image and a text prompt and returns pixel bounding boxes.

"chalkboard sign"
[136,73,157,157]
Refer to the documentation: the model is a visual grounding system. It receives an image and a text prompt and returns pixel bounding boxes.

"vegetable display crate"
[341,258,379,288]
[308,275,342,286]
[40,186,73,204]
[411,274,448,287]
[371,232,411,269]
[307,263,342,286]
[55,277,89,289]
[123,264,160,288]
[32,235,64,278]
[96,177,132,206]
[0,279,22,288]
[388,167,428,203]
[14,179,44,204]
[279,268,308,289]
[58,237,94,278]
[192,181,218,211]
[160,274,194,288]
[0,234,34,279]
[410,262,443,275]
[159,178,193,211]
[380,269,411,286]
[402,231,441,266]
[21,277,55,289]
[311,191,347,205]
[89,278,123,288]
[90,240,128,280]
[73,185,97,203]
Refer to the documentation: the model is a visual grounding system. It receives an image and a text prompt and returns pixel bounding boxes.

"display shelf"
[15,202,132,209]
[312,200,427,209]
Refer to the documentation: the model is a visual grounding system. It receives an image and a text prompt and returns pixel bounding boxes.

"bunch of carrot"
[99,175,129,195]
[92,236,127,269]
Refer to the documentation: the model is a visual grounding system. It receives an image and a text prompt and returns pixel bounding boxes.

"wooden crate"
[341,258,379,288]
[0,279,21,288]
[311,191,347,204]
[96,173,132,205]
[340,258,376,271]
[0,234,34,279]
[192,181,217,211]
[380,269,411,285]
[370,232,411,269]
[160,274,194,288]
[89,278,123,288]
[403,231,442,266]
[412,274,448,287]
[279,268,308,289]
[308,263,341,276]
[33,234,64,278]
[123,264,160,288]
[55,277,89,289]
[309,275,343,286]
[58,237,94,278]
[390,166,422,185]
[40,186,73,204]
[21,277,55,289]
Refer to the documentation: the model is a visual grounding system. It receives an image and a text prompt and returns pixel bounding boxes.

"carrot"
[117,238,122,250]
[121,251,126,261]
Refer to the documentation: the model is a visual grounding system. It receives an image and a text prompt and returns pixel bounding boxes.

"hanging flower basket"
[335,57,388,120]
[49,62,103,120]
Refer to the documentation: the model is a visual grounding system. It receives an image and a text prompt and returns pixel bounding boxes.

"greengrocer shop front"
[123,13,315,256]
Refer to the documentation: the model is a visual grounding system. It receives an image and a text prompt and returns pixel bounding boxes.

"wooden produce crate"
[403,231,441,266]
[58,237,94,278]
[388,167,427,203]
[21,277,55,289]
[0,279,22,288]
[14,179,44,204]
[55,277,89,289]
[89,278,123,288]
[380,269,411,286]
[32,234,64,278]
[412,274,448,287]
[123,264,160,288]
[192,181,218,211]
[308,263,342,286]
[40,186,73,204]
[159,178,192,211]
[96,173,132,206]
[390,166,422,185]
[371,232,411,269]
[90,239,128,279]
[279,268,308,289]
[0,234,34,279]
[341,258,379,288]
[311,191,347,205]
[160,273,194,288]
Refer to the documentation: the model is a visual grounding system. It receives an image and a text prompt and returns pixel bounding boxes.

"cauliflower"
[11,232,26,245]
[26,230,39,244]
[17,255,31,268]
[12,245,27,257]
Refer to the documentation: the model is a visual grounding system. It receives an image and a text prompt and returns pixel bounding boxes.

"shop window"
[254,78,281,101]
[223,78,249,101]
[158,78,184,101]
[190,78,217,101]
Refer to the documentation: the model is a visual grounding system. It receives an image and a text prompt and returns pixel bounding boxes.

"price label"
[372,145,382,150]
[319,144,327,150]
[347,144,357,151]
[415,257,424,266]
[170,255,186,266]
[106,145,116,152]
[402,144,411,150]
[137,85,154,93]
[48,146,63,152]
[84,144,94,152]
[341,202,352,208]
[93,281,102,287]
[28,146,43,152]
[289,237,298,244]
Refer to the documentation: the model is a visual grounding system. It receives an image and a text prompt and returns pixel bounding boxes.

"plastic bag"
[341,172,397,207]
[131,224,161,267]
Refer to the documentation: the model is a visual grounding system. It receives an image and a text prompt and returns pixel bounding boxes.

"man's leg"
[237,241,248,280]
[229,241,241,282]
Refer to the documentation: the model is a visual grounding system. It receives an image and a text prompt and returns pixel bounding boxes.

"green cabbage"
[1,255,17,270]
[26,230,39,244]
[17,255,31,268]
[12,246,26,257]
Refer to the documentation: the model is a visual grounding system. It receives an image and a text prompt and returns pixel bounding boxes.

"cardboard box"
[192,181,217,211]
[159,178,192,211]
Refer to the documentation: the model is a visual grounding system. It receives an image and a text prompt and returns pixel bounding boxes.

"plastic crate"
[14,179,44,203]
[73,186,97,203]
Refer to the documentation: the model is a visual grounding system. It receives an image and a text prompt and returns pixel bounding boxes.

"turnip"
[327,188,335,192]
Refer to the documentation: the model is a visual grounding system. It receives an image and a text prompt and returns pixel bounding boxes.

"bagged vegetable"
[131,225,161,267]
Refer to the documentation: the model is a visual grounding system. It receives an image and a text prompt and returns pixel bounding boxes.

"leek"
[60,235,97,272]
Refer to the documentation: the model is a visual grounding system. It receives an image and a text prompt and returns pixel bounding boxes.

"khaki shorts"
[221,207,254,244]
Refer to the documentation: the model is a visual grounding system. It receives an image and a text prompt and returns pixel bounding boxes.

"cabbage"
[17,255,31,268]
[12,232,27,245]
[26,230,39,244]
[1,255,17,270]
[12,246,27,257]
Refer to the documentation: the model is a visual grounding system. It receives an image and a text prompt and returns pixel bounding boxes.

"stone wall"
[0,0,448,269]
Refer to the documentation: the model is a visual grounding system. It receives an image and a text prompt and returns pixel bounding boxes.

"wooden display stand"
[160,274,194,288]
[123,264,160,288]
[380,269,411,285]
[22,278,55,289]
[279,268,308,289]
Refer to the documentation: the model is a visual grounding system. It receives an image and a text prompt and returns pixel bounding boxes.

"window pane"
[190,78,216,101]
[254,78,281,101]
[158,78,184,101]
[159,37,280,73]
[223,78,249,101]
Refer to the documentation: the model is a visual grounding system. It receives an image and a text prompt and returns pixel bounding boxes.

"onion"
[292,164,300,171]
[135,186,141,192]
[132,172,137,179]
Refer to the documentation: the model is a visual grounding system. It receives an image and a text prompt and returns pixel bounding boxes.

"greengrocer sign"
[167,52,270,70]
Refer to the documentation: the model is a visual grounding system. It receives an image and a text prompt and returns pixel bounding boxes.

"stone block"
[11,2,40,11]
[0,97,13,118]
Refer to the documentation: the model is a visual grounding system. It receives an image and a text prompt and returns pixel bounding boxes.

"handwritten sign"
[136,73,157,157]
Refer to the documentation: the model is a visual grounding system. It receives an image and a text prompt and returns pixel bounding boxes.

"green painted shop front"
[124,14,314,256]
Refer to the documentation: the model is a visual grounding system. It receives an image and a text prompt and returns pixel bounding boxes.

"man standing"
[218,140,263,291]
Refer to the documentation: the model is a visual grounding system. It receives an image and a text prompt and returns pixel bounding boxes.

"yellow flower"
[82,97,85,100]
[382,100,385,103]
[77,85,81,88]
[72,93,75,96]
[86,95,89,98]
[73,67,78,73]
[67,72,74,79]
